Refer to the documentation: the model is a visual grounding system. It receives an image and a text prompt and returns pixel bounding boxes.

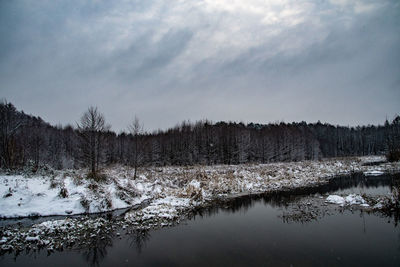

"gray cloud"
[0,0,399,131]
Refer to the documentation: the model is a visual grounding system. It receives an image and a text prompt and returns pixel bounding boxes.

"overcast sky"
[0,0,399,132]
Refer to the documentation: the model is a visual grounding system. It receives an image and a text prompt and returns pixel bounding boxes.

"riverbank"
[0,156,398,219]
[1,156,399,253]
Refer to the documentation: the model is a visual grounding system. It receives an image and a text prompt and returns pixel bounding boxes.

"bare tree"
[77,107,110,177]
[128,116,143,180]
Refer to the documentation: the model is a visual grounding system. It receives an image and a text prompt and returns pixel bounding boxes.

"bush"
[87,182,98,191]
[58,186,68,198]
[72,174,84,186]
[102,192,113,209]
[80,196,90,213]
[49,177,59,189]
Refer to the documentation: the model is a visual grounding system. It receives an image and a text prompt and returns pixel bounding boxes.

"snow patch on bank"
[326,194,369,207]
[364,170,385,176]
[0,174,147,218]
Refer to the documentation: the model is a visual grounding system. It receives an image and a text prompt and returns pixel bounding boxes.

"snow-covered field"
[0,156,398,220]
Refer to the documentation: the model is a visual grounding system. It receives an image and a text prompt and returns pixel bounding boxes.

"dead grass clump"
[49,178,59,189]
[80,196,90,213]
[72,174,84,186]
[225,170,235,180]
[260,169,277,177]
[196,171,208,181]
[101,192,113,209]
[183,185,203,201]
[86,171,107,182]
[58,185,68,198]
[87,182,98,191]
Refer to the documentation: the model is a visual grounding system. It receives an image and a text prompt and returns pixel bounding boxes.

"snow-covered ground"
[0,156,398,220]
[0,172,149,218]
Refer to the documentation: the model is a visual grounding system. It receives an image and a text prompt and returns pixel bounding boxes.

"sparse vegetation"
[80,196,90,213]
[3,188,12,198]
[58,185,68,198]
[86,171,107,182]
[49,178,59,189]
[102,192,113,209]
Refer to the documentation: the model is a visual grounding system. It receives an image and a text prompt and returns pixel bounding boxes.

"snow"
[363,170,384,176]
[373,203,384,209]
[326,194,369,206]
[0,175,82,218]
[0,174,142,218]
[326,195,345,205]
[360,156,386,163]
[26,236,40,242]
[0,156,398,219]
[189,180,201,189]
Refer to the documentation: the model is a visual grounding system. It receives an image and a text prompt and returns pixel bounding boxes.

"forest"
[0,100,399,171]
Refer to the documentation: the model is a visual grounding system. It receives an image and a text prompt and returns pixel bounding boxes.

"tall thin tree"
[77,106,110,177]
[128,116,143,180]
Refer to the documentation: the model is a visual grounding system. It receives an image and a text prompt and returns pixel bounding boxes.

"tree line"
[0,100,399,174]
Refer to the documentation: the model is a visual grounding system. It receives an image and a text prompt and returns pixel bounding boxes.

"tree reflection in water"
[78,228,115,267]
[127,229,151,253]
[75,228,152,266]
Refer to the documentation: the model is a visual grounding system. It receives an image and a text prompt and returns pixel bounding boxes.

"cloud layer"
[0,0,399,131]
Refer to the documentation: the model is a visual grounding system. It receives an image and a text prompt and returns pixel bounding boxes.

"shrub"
[102,192,113,209]
[49,178,59,189]
[58,186,68,198]
[72,174,84,186]
[80,196,90,213]
[87,182,98,191]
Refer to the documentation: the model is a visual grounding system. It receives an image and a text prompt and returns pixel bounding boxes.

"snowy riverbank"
[0,156,398,220]
[1,156,399,253]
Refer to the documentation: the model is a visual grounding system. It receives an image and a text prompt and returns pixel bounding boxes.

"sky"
[0,0,399,132]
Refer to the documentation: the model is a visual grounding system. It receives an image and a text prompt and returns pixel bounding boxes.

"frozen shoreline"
[0,156,398,220]
[1,156,399,253]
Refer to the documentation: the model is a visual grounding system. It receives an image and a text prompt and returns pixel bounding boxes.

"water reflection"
[79,232,115,267]
[126,229,151,253]
[75,229,152,266]
[189,173,400,227]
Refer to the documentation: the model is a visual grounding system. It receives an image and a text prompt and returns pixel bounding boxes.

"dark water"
[1,173,400,267]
